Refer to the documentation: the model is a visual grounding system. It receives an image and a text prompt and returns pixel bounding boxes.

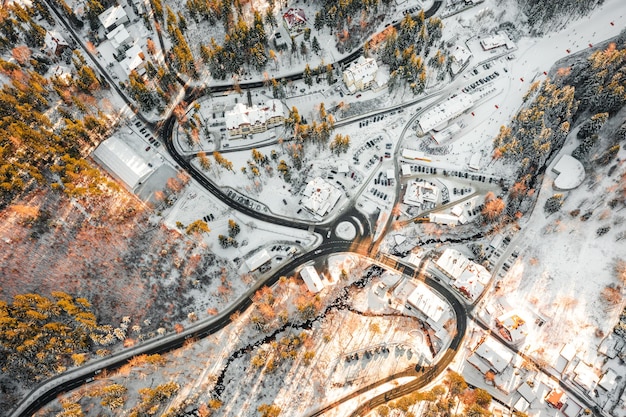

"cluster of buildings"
[433,248,491,302]
[479,31,515,51]
[96,4,148,76]
[224,99,285,138]
[403,179,439,209]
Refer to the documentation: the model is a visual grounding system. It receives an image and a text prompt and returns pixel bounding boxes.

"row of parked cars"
[462,71,500,93]
[134,120,160,150]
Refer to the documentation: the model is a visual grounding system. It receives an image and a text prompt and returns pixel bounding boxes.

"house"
[342,56,379,94]
[300,265,324,293]
[474,337,513,373]
[496,311,528,344]
[301,177,342,217]
[106,25,131,53]
[225,100,285,138]
[545,387,568,410]
[452,267,485,300]
[98,5,129,32]
[120,44,146,76]
[283,8,307,32]
[44,30,69,56]
[435,248,470,279]
[598,369,618,392]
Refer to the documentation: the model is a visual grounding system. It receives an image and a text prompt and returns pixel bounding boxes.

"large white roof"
[404,179,438,206]
[552,154,585,190]
[92,135,151,190]
[106,25,131,50]
[121,44,145,75]
[406,283,447,322]
[475,337,513,373]
[301,177,341,217]
[418,94,473,133]
[435,248,470,279]
[98,5,127,29]
[343,56,378,87]
[245,249,271,271]
[225,100,284,130]
[300,265,324,293]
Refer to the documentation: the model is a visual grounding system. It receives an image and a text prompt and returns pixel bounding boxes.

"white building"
[98,5,129,32]
[92,135,152,191]
[435,248,470,279]
[417,94,473,133]
[495,311,528,344]
[106,25,131,53]
[449,44,472,74]
[120,44,146,76]
[474,337,513,373]
[245,249,271,272]
[224,100,284,138]
[552,154,585,190]
[301,177,342,217]
[283,8,307,33]
[429,213,459,226]
[406,283,447,325]
[300,265,324,293]
[480,31,515,51]
[342,56,379,94]
[404,180,439,207]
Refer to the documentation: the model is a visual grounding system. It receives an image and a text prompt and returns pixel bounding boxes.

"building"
[301,177,342,217]
[452,267,485,300]
[92,135,152,191]
[44,30,69,56]
[431,122,461,144]
[106,25,132,53]
[406,283,447,325]
[449,44,472,74]
[401,149,431,162]
[468,152,482,171]
[545,387,568,410]
[283,8,307,32]
[404,180,439,207]
[300,265,324,293]
[245,249,271,272]
[224,99,285,138]
[495,311,528,344]
[572,360,599,392]
[98,5,129,32]
[474,337,513,373]
[552,154,585,190]
[429,213,459,226]
[480,31,515,51]
[417,94,473,133]
[435,248,470,279]
[342,56,379,94]
[120,44,146,76]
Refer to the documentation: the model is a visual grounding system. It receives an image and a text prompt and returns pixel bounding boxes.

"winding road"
[5,2,474,417]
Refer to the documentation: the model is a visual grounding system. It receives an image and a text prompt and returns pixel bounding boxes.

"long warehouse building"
[417,93,473,134]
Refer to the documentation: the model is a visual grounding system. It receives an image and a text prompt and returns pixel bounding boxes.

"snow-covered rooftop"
[417,94,473,133]
[452,268,485,301]
[300,265,324,294]
[106,25,131,50]
[283,8,307,30]
[474,337,513,373]
[552,154,585,190]
[404,179,438,206]
[435,248,470,280]
[120,44,145,75]
[245,249,271,272]
[406,283,447,323]
[301,177,341,217]
[224,100,284,130]
[342,56,378,93]
[92,135,152,191]
[98,5,127,30]
[479,31,515,50]
[496,311,529,344]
